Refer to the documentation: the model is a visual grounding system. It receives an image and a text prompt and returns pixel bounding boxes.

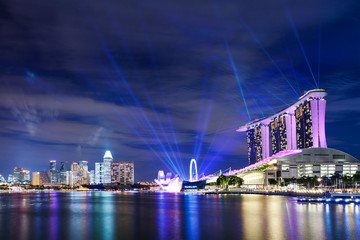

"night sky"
[0,0,360,181]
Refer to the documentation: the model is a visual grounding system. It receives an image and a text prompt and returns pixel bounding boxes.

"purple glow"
[237,89,327,132]
[310,100,319,148]
[261,125,270,159]
[318,100,327,148]
[223,149,302,176]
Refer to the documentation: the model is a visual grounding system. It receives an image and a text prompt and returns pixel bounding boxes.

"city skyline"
[0,1,360,181]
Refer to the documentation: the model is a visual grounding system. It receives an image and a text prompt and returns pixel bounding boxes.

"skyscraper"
[59,161,68,185]
[111,162,120,183]
[70,162,89,187]
[247,126,262,165]
[89,170,95,184]
[119,162,134,185]
[238,89,327,164]
[110,161,134,184]
[95,162,104,184]
[50,160,58,183]
[103,151,113,184]
[13,167,23,183]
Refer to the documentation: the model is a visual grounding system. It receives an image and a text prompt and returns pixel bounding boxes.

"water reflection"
[1,192,360,240]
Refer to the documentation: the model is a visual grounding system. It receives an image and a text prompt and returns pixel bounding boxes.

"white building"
[89,170,95,184]
[95,162,104,184]
[103,151,113,184]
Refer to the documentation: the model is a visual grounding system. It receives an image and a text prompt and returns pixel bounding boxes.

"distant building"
[120,162,134,185]
[89,170,95,184]
[70,162,89,187]
[31,171,51,185]
[32,172,40,185]
[111,162,120,183]
[23,170,30,183]
[50,160,58,183]
[13,167,31,184]
[103,151,113,184]
[0,174,6,184]
[110,162,134,185]
[59,161,68,185]
[95,162,104,184]
[13,167,23,183]
[7,174,13,184]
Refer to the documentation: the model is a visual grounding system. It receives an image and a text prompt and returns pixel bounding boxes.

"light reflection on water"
[0,192,360,240]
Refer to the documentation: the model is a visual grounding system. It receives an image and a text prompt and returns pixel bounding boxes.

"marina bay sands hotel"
[238,89,327,165]
[234,89,360,183]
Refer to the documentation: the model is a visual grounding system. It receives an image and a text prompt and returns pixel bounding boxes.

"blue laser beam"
[224,40,251,121]
[283,2,318,88]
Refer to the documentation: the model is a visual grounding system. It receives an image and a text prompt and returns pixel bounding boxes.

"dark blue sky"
[0,0,359,181]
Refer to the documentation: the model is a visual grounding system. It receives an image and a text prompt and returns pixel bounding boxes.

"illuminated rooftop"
[103,150,113,159]
[237,89,327,132]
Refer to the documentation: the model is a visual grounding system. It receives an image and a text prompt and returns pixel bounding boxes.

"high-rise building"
[238,89,327,164]
[32,172,40,185]
[89,170,95,184]
[103,151,113,184]
[23,170,30,183]
[110,162,134,185]
[13,167,23,183]
[111,162,120,183]
[119,162,134,185]
[247,126,262,165]
[270,115,287,155]
[70,162,89,187]
[50,160,58,183]
[32,171,51,185]
[7,174,13,184]
[59,161,68,185]
[95,162,104,184]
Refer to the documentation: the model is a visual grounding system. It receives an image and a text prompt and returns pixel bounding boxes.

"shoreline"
[205,190,325,198]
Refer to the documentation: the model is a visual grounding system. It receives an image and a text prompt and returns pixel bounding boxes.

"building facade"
[238,89,328,164]
[110,162,134,185]
[70,161,89,187]
[95,162,104,184]
[50,160,58,183]
[103,151,113,184]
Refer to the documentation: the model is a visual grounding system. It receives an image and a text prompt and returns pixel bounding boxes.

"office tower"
[7,174,13,184]
[89,170,95,184]
[13,167,23,183]
[95,162,104,184]
[119,162,134,185]
[110,162,134,185]
[59,161,68,184]
[111,162,120,183]
[70,162,90,187]
[103,151,113,184]
[23,170,30,183]
[32,172,40,185]
[50,160,58,183]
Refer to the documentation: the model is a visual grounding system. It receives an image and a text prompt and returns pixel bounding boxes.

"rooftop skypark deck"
[237,89,327,132]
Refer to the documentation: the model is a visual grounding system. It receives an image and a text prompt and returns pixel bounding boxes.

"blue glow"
[283,3,318,89]
[225,40,251,121]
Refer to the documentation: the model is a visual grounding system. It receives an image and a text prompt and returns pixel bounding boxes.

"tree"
[228,175,244,186]
[353,171,360,190]
[268,179,278,185]
[216,175,229,187]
